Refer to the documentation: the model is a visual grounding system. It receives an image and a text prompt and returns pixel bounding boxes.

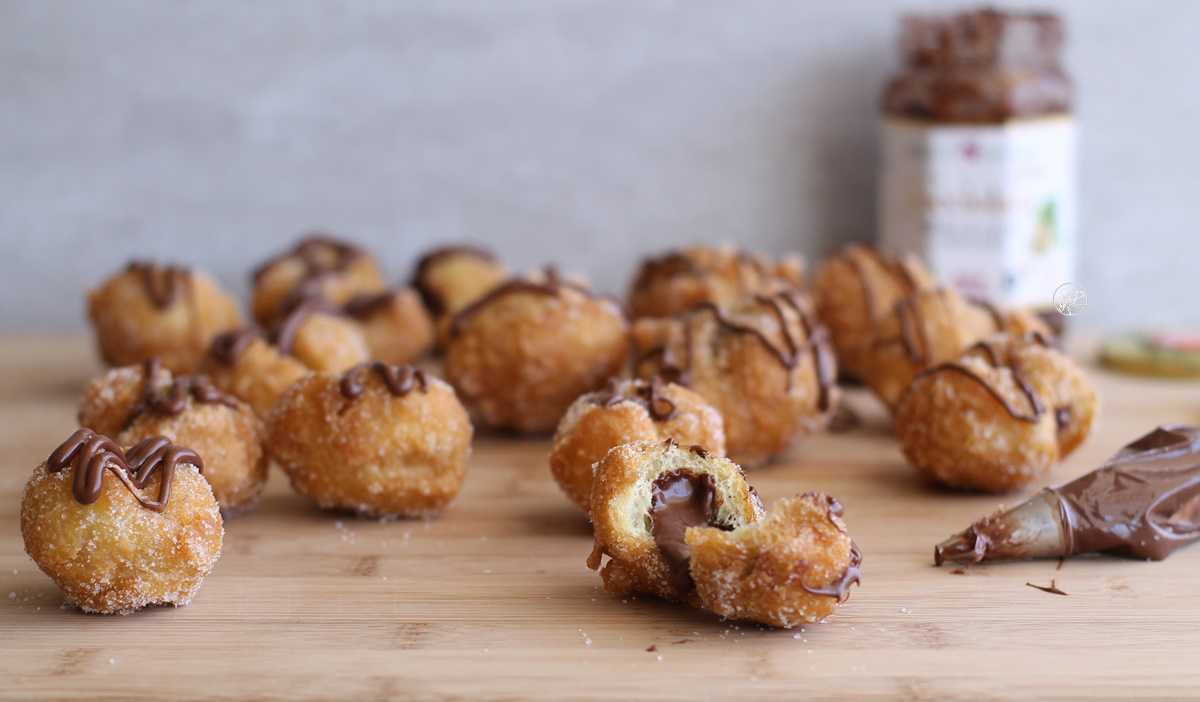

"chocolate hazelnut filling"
[650,471,725,593]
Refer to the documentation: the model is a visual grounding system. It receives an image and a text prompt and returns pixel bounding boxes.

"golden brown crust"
[587,441,860,627]
[810,245,935,379]
[587,440,764,604]
[444,277,629,435]
[894,333,1098,492]
[251,238,387,327]
[632,291,838,467]
[87,266,242,374]
[118,402,269,517]
[20,448,223,614]
[628,245,805,319]
[549,379,725,512]
[266,367,473,517]
[283,312,371,373]
[689,494,859,627]
[348,289,436,365]
[862,287,1053,410]
[411,246,509,329]
[78,363,270,515]
[198,338,310,418]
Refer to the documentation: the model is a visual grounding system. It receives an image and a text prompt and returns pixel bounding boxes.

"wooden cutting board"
[2,334,1199,700]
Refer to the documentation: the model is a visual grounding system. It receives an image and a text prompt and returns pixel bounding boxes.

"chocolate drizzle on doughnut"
[449,268,621,336]
[47,428,204,511]
[127,262,191,310]
[412,245,498,316]
[796,494,863,601]
[914,336,1048,423]
[209,328,265,366]
[342,291,397,320]
[339,362,429,400]
[840,246,923,322]
[271,298,334,355]
[252,236,366,284]
[126,358,240,429]
[639,291,835,411]
[591,377,678,422]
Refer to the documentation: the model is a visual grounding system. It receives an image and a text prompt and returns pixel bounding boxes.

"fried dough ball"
[267,362,473,518]
[895,333,1099,492]
[87,261,243,374]
[271,299,370,373]
[689,494,861,628]
[810,245,934,379]
[549,377,725,513]
[21,429,223,614]
[632,290,838,467]
[586,439,859,627]
[862,287,1053,410]
[78,359,269,516]
[343,290,435,365]
[252,236,387,326]
[412,245,509,346]
[628,245,805,319]
[444,273,629,435]
[198,329,310,417]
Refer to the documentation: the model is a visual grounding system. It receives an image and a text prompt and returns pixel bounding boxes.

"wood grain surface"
[2,334,1199,700]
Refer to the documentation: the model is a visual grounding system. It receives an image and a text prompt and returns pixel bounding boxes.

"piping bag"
[935,425,1200,566]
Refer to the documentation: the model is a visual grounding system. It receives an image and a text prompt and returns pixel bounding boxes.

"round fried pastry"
[87,261,242,374]
[628,245,805,319]
[810,245,934,379]
[267,362,472,518]
[550,377,725,513]
[252,236,386,326]
[632,290,838,467]
[20,429,223,614]
[444,272,629,435]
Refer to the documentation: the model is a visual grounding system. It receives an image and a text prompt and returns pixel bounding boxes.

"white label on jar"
[878,115,1076,308]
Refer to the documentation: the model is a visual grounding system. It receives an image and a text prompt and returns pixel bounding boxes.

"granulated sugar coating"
[267,364,472,518]
[895,333,1098,492]
[20,445,223,615]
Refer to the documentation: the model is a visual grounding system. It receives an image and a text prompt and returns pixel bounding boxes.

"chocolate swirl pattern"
[126,262,191,310]
[127,358,240,429]
[47,428,204,511]
[339,362,430,400]
[590,377,678,422]
[641,292,835,411]
[208,328,265,366]
[252,236,365,284]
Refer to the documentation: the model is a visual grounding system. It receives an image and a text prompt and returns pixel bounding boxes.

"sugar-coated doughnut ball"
[412,245,509,346]
[87,261,243,374]
[628,245,805,319]
[198,328,310,417]
[267,362,473,518]
[550,377,725,513]
[271,300,370,373]
[810,245,934,380]
[252,236,387,327]
[862,287,1052,411]
[632,290,838,467]
[79,358,269,516]
[587,439,860,627]
[21,429,223,614]
[895,333,1098,492]
[343,289,435,365]
[444,272,629,435]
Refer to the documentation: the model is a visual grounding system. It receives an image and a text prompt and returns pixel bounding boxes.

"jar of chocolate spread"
[878,8,1076,322]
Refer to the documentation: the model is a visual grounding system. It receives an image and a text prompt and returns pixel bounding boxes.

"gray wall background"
[2,0,1196,330]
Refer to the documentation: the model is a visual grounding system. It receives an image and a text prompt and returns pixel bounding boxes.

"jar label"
[878,115,1077,308]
